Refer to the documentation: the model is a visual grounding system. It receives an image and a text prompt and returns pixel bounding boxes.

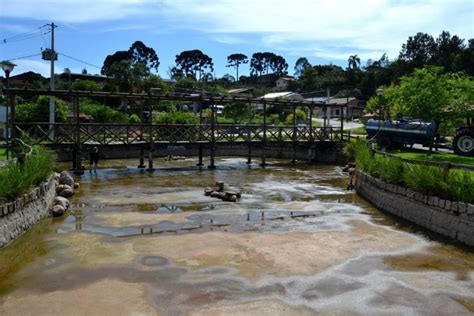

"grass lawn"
[390,148,474,166]
[0,146,7,161]
[348,126,367,135]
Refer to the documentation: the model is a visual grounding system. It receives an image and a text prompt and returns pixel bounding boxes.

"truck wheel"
[453,128,474,157]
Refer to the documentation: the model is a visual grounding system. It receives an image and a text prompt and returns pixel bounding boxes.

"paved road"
[312,118,364,130]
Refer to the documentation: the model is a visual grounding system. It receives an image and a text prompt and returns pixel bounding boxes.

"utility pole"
[47,22,57,139]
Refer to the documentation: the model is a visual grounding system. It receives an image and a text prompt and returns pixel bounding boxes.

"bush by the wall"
[0,146,54,201]
[346,140,474,204]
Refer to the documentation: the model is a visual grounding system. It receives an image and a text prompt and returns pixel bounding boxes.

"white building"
[305,97,363,118]
[275,76,295,90]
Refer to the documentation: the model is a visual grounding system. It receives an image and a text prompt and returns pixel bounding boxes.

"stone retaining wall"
[0,175,56,248]
[355,170,474,247]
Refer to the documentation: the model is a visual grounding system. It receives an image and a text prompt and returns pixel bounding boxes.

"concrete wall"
[355,171,474,247]
[54,142,344,165]
[0,175,55,248]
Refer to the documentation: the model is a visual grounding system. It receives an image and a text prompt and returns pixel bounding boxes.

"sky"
[0,0,473,79]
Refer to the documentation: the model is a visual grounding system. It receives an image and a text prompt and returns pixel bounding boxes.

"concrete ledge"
[0,175,56,248]
[54,142,345,164]
[355,170,474,247]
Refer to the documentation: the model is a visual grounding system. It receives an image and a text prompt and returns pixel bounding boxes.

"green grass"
[0,146,54,201]
[348,126,367,135]
[390,149,474,166]
[345,140,474,204]
[0,147,6,161]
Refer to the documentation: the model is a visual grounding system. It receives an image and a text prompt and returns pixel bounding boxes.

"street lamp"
[1,60,16,160]
[376,87,384,120]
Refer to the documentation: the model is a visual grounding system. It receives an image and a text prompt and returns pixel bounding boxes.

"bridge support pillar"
[147,150,155,172]
[208,146,216,169]
[247,143,252,165]
[71,148,84,174]
[196,145,204,166]
[138,147,146,168]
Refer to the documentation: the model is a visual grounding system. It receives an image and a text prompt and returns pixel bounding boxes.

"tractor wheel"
[453,128,474,157]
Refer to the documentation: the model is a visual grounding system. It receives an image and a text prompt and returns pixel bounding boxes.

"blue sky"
[0,0,473,79]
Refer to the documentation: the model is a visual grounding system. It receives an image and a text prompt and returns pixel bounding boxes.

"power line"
[58,52,101,69]
[2,25,50,44]
[5,53,42,61]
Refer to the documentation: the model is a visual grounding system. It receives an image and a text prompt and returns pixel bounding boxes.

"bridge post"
[137,147,146,168]
[309,104,314,161]
[260,101,267,167]
[340,100,345,141]
[292,103,297,164]
[72,96,84,174]
[147,97,155,172]
[196,103,204,167]
[208,101,216,169]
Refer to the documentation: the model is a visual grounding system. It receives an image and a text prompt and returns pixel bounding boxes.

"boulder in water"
[52,205,65,217]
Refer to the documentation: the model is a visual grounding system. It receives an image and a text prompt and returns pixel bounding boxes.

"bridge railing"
[14,123,345,145]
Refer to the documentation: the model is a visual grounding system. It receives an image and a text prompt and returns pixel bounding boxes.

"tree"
[81,68,88,74]
[226,53,248,81]
[174,50,214,80]
[294,57,311,77]
[399,32,437,70]
[101,41,159,76]
[250,52,288,76]
[432,31,465,72]
[347,55,360,70]
[101,50,131,76]
[128,40,160,73]
[108,60,147,92]
[384,66,473,153]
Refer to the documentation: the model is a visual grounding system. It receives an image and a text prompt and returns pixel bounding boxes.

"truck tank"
[365,119,436,149]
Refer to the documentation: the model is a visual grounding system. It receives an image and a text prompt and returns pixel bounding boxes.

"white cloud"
[158,0,473,61]
[0,0,158,23]
[1,0,473,62]
[12,59,51,77]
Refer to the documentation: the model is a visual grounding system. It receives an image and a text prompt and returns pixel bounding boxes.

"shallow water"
[0,157,473,315]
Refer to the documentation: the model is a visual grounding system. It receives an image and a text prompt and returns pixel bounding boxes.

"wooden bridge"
[5,88,350,172]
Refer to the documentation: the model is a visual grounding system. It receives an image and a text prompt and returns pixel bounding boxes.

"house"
[275,76,295,89]
[227,87,254,96]
[7,71,47,88]
[58,72,112,84]
[306,97,364,118]
[255,91,304,110]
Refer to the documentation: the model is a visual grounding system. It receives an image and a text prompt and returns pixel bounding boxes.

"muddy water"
[0,157,473,315]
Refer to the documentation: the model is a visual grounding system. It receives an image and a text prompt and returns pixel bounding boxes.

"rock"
[59,188,74,198]
[59,171,74,187]
[236,192,242,198]
[210,191,220,198]
[217,192,226,200]
[228,195,237,202]
[54,196,70,209]
[56,184,72,194]
[53,172,61,181]
[204,187,213,196]
[52,205,65,217]
[73,182,80,189]
[215,181,224,192]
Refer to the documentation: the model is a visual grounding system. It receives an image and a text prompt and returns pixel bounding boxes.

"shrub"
[129,114,141,123]
[16,96,68,122]
[154,111,199,124]
[0,146,54,201]
[80,99,128,123]
[345,141,474,204]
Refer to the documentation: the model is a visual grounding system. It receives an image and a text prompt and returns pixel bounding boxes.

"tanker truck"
[365,118,473,156]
